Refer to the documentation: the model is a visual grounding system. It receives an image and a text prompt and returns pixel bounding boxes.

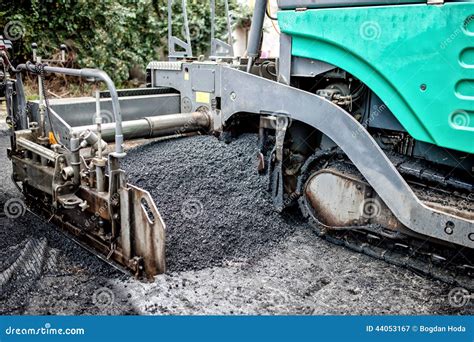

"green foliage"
[0,0,247,85]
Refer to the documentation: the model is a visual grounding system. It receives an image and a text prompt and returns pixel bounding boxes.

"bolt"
[445,221,454,235]
[230,92,237,101]
[420,84,427,91]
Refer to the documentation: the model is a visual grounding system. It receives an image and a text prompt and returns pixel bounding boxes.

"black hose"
[350,83,367,102]
[266,7,277,20]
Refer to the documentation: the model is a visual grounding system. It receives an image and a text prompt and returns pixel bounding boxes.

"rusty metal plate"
[120,185,166,277]
[304,169,403,231]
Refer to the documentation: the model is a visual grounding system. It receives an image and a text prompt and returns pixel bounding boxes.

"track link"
[295,152,474,290]
[299,195,474,290]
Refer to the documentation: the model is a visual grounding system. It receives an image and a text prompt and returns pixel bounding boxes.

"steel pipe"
[16,137,59,161]
[71,112,210,142]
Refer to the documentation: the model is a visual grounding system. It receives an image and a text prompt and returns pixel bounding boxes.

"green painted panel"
[278,3,474,154]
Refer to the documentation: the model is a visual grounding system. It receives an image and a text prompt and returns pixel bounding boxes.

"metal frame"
[210,0,234,58]
[149,61,474,249]
[277,33,292,85]
[168,0,193,59]
[16,63,126,157]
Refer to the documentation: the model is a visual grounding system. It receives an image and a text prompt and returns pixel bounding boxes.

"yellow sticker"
[49,132,58,145]
[195,92,210,104]
[184,72,189,81]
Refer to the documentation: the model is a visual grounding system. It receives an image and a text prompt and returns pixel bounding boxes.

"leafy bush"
[0,0,246,85]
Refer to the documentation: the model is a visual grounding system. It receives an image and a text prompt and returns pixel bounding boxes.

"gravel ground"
[122,134,300,272]
[0,131,472,315]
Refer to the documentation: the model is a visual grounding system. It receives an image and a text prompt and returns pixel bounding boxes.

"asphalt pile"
[123,134,301,272]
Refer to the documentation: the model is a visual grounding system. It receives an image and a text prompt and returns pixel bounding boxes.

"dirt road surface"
[0,132,471,315]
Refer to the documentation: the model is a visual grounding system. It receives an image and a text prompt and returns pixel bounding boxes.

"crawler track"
[297,154,474,290]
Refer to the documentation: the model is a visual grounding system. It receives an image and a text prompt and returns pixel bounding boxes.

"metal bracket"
[275,116,289,162]
[270,115,289,212]
[211,39,233,58]
[168,0,193,59]
[210,0,234,58]
[278,34,292,85]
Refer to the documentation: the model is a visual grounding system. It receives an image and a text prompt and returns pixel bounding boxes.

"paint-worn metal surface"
[278,2,474,153]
